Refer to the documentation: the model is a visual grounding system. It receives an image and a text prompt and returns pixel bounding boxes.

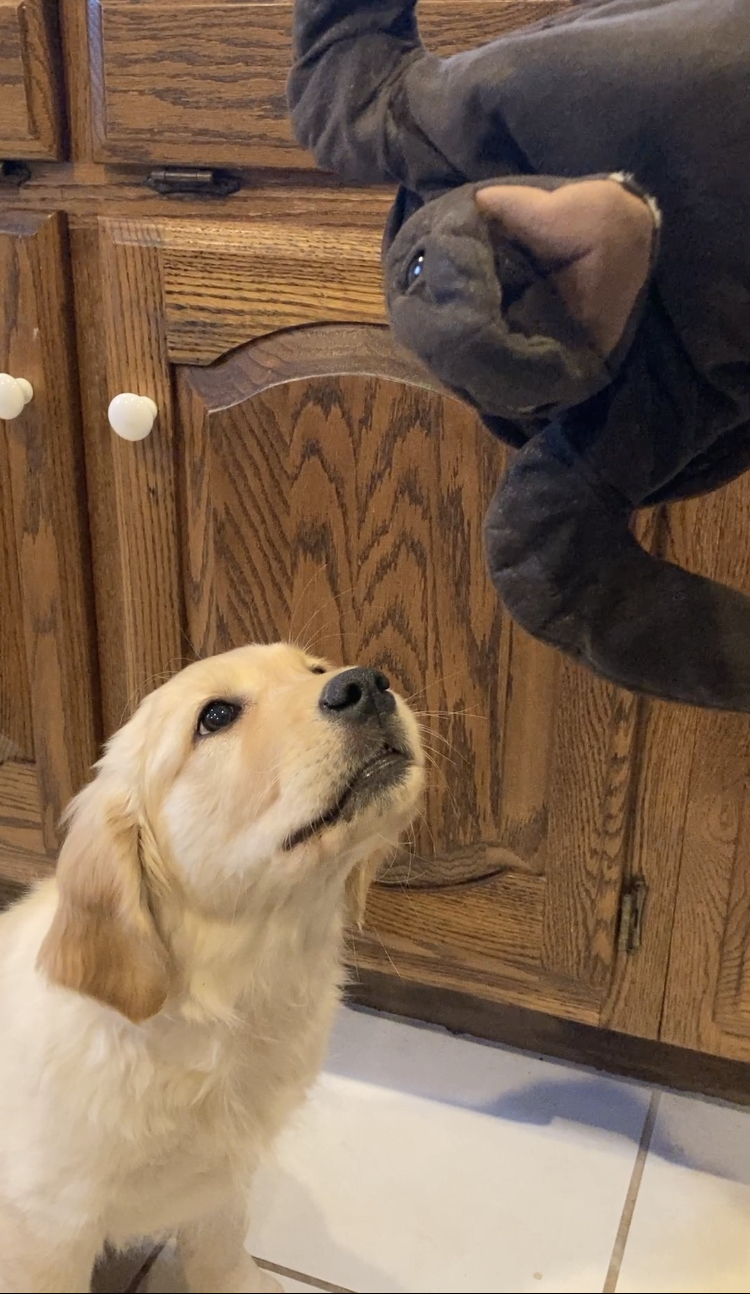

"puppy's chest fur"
[102,993,337,1242]
[115,950,340,1151]
[0,893,343,1246]
[67,976,338,1249]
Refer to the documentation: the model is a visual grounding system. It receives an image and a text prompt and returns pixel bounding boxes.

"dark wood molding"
[347,968,750,1106]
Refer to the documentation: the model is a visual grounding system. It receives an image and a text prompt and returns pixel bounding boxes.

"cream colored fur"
[0,644,423,1293]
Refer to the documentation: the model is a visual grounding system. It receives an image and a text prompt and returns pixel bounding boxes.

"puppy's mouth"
[283,744,413,852]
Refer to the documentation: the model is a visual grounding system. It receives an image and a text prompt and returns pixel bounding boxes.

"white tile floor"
[139,1006,750,1294]
[617,1092,750,1293]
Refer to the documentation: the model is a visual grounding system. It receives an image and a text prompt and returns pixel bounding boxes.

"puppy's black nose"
[319,667,396,720]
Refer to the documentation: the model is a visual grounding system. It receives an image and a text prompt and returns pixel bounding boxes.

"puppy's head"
[37,644,424,1022]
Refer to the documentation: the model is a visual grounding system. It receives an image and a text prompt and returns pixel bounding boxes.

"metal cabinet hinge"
[0,160,31,188]
[617,877,647,955]
[144,167,242,198]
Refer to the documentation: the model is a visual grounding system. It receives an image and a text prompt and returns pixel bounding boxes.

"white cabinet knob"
[0,374,33,420]
[108,393,158,441]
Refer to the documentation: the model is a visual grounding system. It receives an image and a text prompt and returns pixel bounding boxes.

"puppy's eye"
[404,250,425,290]
[309,665,327,675]
[196,700,241,737]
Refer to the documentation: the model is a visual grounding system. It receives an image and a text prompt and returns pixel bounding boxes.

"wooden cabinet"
[85,0,568,166]
[3,0,750,1093]
[67,210,749,1056]
[88,0,308,167]
[655,483,750,1065]
[80,211,645,1031]
[76,209,392,734]
[0,0,65,160]
[0,211,98,898]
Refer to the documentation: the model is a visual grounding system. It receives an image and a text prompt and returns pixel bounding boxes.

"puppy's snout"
[318,667,396,722]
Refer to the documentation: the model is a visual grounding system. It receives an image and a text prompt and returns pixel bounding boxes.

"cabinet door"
[0,0,64,159]
[180,331,654,1026]
[88,0,569,167]
[83,210,671,1032]
[656,477,750,1064]
[0,211,98,892]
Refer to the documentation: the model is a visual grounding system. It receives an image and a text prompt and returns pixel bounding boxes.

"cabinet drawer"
[89,0,569,167]
[103,213,389,364]
[0,0,64,159]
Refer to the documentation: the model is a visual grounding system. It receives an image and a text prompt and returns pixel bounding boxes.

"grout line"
[602,1089,660,1293]
[256,1255,355,1293]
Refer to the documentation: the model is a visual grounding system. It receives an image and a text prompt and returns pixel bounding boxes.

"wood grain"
[362,871,544,972]
[714,780,750,1037]
[89,0,568,168]
[0,211,99,849]
[12,168,399,223]
[0,394,34,762]
[353,872,600,1025]
[418,0,570,52]
[541,671,641,992]
[63,193,393,730]
[178,318,637,1027]
[602,696,697,1037]
[67,223,130,738]
[659,475,750,1063]
[0,758,55,895]
[0,3,29,140]
[0,0,65,159]
[90,0,311,167]
[180,323,514,886]
[98,217,185,723]
[58,0,96,160]
[602,502,702,1039]
[495,626,560,875]
[162,221,387,364]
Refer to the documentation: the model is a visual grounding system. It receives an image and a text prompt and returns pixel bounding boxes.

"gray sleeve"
[485,427,750,713]
[288,0,432,183]
[287,0,521,188]
[288,0,715,194]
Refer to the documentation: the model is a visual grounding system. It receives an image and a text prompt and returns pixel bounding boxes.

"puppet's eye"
[405,251,425,289]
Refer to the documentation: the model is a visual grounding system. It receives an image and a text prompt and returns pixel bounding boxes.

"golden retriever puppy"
[0,643,424,1294]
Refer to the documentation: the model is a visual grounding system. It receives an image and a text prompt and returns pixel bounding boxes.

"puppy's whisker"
[412,708,487,721]
[179,627,205,664]
[368,924,403,978]
[290,579,359,655]
[412,806,440,855]
[420,757,462,820]
[401,668,469,704]
[419,744,468,772]
[287,560,329,641]
[414,723,456,746]
[417,738,462,774]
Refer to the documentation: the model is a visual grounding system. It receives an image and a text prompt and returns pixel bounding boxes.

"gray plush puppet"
[288,0,750,712]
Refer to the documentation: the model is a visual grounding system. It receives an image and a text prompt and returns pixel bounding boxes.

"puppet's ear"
[476,178,658,356]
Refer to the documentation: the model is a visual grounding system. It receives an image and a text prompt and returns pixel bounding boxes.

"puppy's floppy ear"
[476,178,658,357]
[37,776,171,1023]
